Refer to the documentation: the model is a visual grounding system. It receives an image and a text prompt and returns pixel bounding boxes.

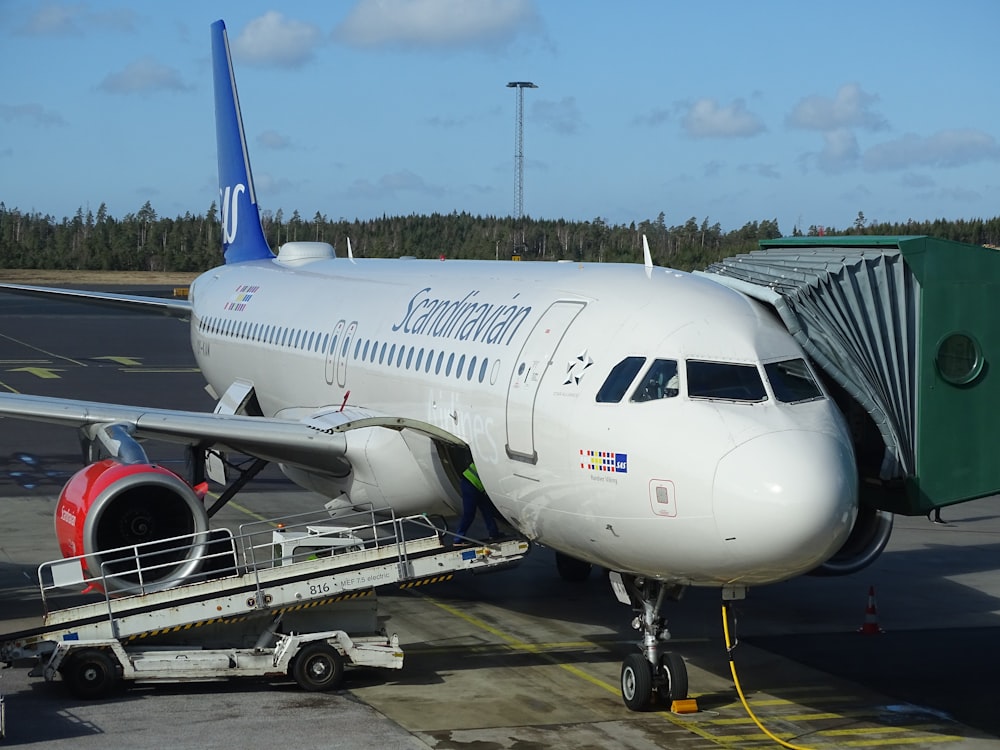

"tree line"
[1,201,999,274]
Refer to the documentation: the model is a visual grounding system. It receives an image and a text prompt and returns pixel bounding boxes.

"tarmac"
[1,288,1000,749]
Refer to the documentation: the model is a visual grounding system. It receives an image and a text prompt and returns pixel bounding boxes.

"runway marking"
[0,332,86,366]
[120,368,201,373]
[7,367,63,379]
[411,590,971,747]
[94,356,143,366]
[835,737,959,747]
[713,712,844,724]
[223,498,275,524]
[410,590,727,745]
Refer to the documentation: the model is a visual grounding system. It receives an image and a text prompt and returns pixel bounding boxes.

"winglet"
[347,237,355,261]
[211,20,274,264]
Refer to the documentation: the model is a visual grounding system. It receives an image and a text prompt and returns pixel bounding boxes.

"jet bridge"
[700,235,1000,516]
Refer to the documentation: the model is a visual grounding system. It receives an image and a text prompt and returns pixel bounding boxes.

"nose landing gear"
[610,571,689,711]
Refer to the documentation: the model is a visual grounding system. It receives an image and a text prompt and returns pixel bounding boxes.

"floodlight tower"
[507,81,538,222]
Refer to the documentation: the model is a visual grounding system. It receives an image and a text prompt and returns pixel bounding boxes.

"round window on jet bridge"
[936,332,983,385]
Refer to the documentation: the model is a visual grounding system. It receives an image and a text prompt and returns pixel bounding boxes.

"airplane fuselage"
[188,249,858,587]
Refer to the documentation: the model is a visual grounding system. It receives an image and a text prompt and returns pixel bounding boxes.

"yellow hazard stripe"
[273,590,373,614]
[124,590,374,641]
[398,574,454,589]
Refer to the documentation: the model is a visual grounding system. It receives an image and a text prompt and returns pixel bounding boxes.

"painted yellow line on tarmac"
[412,590,727,745]
[714,713,844,725]
[415,592,613,693]
[120,368,201,373]
[94,356,143,366]
[0,332,86,366]
[413,590,970,748]
[223,498,274,524]
[838,737,959,747]
[822,727,911,736]
[7,367,63,378]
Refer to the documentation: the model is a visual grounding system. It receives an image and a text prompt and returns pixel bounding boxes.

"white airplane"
[0,20,861,711]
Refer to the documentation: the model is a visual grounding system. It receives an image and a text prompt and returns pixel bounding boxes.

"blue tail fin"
[211,20,274,264]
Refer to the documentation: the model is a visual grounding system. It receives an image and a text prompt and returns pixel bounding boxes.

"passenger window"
[631,359,679,402]
[596,357,646,403]
[764,358,824,403]
[687,360,766,402]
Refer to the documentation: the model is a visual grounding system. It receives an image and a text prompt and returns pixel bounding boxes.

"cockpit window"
[631,359,679,402]
[596,356,646,403]
[687,360,766,402]
[764,358,824,403]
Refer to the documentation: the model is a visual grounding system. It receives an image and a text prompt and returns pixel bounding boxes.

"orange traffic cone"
[857,585,884,634]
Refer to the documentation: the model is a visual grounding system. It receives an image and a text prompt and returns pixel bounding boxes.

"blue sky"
[2,1,998,236]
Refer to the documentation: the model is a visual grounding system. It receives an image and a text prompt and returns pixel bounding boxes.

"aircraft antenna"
[507,81,538,228]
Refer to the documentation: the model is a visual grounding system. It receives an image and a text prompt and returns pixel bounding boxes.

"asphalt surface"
[2,287,1000,749]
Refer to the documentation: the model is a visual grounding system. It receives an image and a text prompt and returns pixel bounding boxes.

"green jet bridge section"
[699,235,1000,516]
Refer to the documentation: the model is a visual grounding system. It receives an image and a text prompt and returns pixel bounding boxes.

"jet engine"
[55,459,210,592]
[809,504,893,576]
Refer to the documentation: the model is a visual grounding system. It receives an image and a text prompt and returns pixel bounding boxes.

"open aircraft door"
[505,301,586,463]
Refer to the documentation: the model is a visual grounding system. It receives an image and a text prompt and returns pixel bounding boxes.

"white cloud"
[787,83,887,132]
[98,57,190,94]
[533,97,581,135]
[817,128,860,173]
[333,0,540,49]
[632,108,670,127]
[864,129,1000,171]
[257,130,292,150]
[681,98,765,138]
[739,162,780,179]
[18,3,137,36]
[0,103,66,126]
[232,12,323,68]
[348,170,445,199]
[900,172,934,189]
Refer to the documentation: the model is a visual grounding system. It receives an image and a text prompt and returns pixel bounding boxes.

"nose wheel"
[611,572,689,711]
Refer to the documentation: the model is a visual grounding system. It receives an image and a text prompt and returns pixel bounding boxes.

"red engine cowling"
[55,459,210,592]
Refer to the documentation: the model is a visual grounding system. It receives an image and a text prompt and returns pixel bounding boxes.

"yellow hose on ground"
[722,602,813,750]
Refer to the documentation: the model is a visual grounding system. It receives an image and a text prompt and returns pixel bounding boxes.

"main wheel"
[621,653,654,711]
[292,643,345,692]
[62,649,119,699]
[658,651,689,702]
[555,552,592,582]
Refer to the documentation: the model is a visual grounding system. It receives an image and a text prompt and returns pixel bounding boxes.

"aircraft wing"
[0,283,192,318]
[0,392,461,471]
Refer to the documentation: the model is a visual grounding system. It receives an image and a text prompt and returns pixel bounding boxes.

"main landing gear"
[610,572,688,711]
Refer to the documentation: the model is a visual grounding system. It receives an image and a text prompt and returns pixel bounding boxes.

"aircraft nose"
[713,430,857,580]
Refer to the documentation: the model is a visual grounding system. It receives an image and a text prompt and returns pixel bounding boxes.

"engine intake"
[55,459,210,593]
[809,503,893,576]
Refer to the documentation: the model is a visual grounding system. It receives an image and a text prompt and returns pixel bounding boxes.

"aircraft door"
[336,321,357,387]
[505,300,586,463]
[325,319,346,385]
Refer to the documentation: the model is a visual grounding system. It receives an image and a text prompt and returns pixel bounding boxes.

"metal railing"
[35,507,451,627]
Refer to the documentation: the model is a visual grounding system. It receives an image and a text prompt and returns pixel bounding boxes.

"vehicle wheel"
[658,651,688,702]
[555,552,592,582]
[63,649,119,699]
[292,643,345,692]
[621,653,653,711]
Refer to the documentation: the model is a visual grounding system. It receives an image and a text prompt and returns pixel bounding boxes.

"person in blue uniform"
[455,461,500,542]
